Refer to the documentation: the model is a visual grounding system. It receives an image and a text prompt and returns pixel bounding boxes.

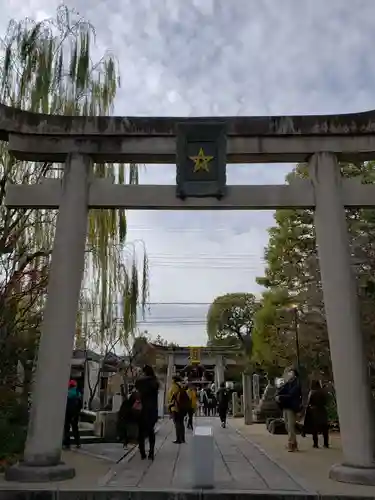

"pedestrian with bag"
[168,375,191,443]
[303,380,329,449]
[130,365,159,460]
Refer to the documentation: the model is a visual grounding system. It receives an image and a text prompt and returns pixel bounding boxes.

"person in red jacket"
[63,379,82,449]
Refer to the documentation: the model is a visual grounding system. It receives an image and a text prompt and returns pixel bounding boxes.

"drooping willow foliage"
[0,6,149,351]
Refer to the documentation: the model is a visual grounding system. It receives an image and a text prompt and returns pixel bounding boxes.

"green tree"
[0,6,148,354]
[206,293,259,353]
[0,7,149,460]
[253,161,375,380]
[152,333,179,348]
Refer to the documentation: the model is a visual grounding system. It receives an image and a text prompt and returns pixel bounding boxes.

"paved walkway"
[3,418,375,495]
[103,417,309,491]
[231,419,375,497]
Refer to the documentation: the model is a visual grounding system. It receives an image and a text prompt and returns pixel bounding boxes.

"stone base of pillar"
[330,463,375,486]
[5,461,75,482]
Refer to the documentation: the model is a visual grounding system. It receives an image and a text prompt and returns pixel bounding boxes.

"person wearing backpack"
[168,375,190,443]
[216,382,229,428]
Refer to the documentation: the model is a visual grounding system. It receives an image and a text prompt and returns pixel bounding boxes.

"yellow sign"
[189,347,201,364]
[189,147,213,173]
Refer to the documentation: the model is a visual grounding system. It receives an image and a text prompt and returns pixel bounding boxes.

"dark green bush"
[0,401,28,469]
[0,417,27,460]
[326,392,338,423]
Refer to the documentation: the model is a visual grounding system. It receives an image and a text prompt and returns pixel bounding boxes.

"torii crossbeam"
[2,102,375,486]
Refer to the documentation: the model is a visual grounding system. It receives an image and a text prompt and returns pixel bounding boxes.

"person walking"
[168,375,190,443]
[186,384,197,430]
[210,391,217,417]
[203,387,213,416]
[63,379,82,449]
[303,380,329,448]
[216,382,229,428]
[131,364,159,460]
[275,368,302,452]
[199,388,205,416]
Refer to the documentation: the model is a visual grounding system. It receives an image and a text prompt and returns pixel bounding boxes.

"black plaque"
[176,122,227,199]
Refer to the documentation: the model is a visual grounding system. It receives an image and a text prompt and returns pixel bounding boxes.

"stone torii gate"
[3,104,375,484]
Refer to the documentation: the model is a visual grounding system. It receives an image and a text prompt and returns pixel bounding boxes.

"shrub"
[0,400,28,471]
[326,391,338,423]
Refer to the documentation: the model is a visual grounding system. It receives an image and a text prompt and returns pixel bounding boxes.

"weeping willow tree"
[0,6,148,373]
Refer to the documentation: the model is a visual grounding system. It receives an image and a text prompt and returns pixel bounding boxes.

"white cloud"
[2,0,375,344]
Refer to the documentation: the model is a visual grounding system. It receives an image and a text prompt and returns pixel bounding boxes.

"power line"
[149,259,262,263]
[137,321,207,325]
[76,301,260,307]
[147,255,266,262]
[126,226,270,233]
[149,266,260,270]
[148,258,264,264]
[148,260,264,264]
[148,262,263,265]
[148,252,264,256]
[147,302,213,305]
[147,254,266,259]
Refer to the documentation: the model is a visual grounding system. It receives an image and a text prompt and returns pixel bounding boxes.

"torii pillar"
[6,154,91,482]
[310,152,375,485]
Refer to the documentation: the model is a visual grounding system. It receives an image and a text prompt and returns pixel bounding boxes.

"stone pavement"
[74,440,137,463]
[4,418,375,497]
[103,417,309,491]
[231,418,375,497]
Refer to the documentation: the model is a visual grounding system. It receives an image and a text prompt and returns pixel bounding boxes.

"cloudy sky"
[3,0,375,345]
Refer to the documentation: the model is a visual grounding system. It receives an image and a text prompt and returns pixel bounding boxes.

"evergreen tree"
[253,162,375,381]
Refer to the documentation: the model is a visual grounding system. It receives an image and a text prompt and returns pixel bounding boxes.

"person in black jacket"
[131,365,159,460]
[216,382,229,428]
[303,380,329,448]
[276,368,302,452]
[117,392,135,447]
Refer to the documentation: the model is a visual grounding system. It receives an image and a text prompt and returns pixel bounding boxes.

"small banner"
[176,122,227,199]
[189,346,201,365]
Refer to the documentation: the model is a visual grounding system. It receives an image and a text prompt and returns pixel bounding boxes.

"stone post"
[6,154,91,482]
[310,152,375,485]
[242,372,253,425]
[232,392,240,417]
[252,373,261,405]
[215,354,224,389]
[165,352,174,406]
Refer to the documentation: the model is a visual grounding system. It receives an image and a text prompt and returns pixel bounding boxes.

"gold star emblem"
[189,147,213,172]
